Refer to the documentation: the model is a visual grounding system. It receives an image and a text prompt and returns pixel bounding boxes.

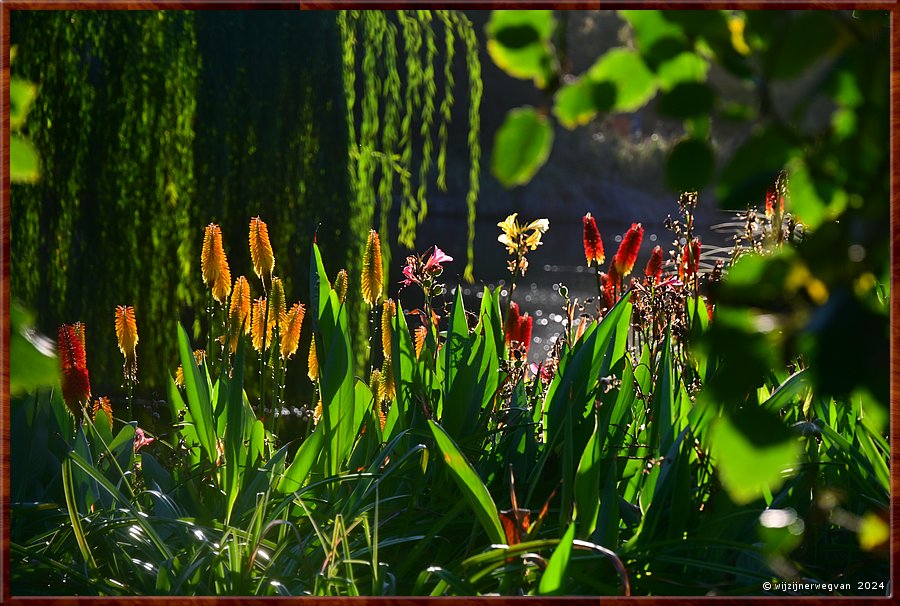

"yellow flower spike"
[227,276,251,352]
[270,277,287,328]
[333,269,349,304]
[307,338,319,381]
[361,229,383,306]
[313,400,322,426]
[381,299,396,361]
[281,302,305,360]
[115,305,139,382]
[175,365,184,388]
[369,369,382,400]
[249,216,275,285]
[251,297,272,352]
[380,357,396,403]
[202,224,232,303]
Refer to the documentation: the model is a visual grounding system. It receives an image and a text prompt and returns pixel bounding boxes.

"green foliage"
[491,107,554,187]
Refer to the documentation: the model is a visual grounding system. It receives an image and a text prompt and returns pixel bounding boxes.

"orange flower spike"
[333,269,349,304]
[92,396,112,423]
[251,297,272,352]
[600,272,616,310]
[380,358,396,403]
[645,245,664,283]
[361,229,383,306]
[249,216,275,284]
[201,223,221,288]
[115,305,139,382]
[229,276,251,334]
[613,223,643,277]
[307,339,319,381]
[281,302,305,360]
[582,213,605,267]
[270,277,287,328]
[58,323,91,419]
[381,299,396,361]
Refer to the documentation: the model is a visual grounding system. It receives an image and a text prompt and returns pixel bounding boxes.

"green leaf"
[492,107,554,188]
[10,134,39,183]
[553,78,615,129]
[656,52,709,91]
[665,138,714,193]
[786,157,847,229]
[764,12,840,80]
[10,77,37,131]
[9,303,58,396]
[586,48,657,113]
[486,10,555,87]
[711,408,801,505]
[177,322,216,465]
[427,420,505,545]
[537,523,576,595]
[574,414,603,538]
[277,425,325,494]
[619,10,688,69]
[223,340,246,523]
[657,82,714,118]
[716,128,796,209]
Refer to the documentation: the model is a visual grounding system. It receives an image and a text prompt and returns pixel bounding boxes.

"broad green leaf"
[574,414,602,538]
[652,331,677,455]
[223,340,246,523]
[427,420,505,545]
[762,369,811,413]
[61,458,97,570]
[168,374,200,466]
[492,107,554,188]
[787,157,847,229]
[537,523,576,595]
[277,425,325,494]
[711,408,801,505]
[586,48,657,113]
[657,82,714,118]
[486,11,555,87]
[10,77,37,130]
[320,297,356,475]
[9,303,58,396]
[177,323,216,465]
[619,10,688,69]
[656,52,709,91]
[665,138,714,192]
[553,78,615,129]
[10,134,39,183]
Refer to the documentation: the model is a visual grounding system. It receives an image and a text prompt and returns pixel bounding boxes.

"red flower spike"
[613,223,643,277]
[506,302,521,348]
[679,238,702,281]
[58,323,91,419]
[518,313,533,354]
[600,272,616,311]
[582,213,605,267]
[645,245,663,283]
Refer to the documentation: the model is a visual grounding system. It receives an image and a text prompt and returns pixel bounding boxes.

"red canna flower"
[679,238,702,281]
[613,223,643,277]
[582,213,605,267]
[645,245,663,283]
[58,323,91,420]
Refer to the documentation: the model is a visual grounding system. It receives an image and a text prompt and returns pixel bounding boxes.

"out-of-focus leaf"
[716,128,796,210]
[10,303,59,397]
[428,420,505,545]
[858,511,889,551]
[10,78,37,131]
[787,157,847,229]
[665,138,714,192]
[711,408,800,505]
[620,10,689,69]
[758,508,805,555]
[657,82,714,118]
[486,11,554,88]
[553,78,614,129]
[656,52,709,91]
[492,107,554,188]
[586,48,657,113]
[764,12,841,80]
[10,134,39,183]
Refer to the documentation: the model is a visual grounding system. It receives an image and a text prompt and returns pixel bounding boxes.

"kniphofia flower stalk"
[582,213,605,267]
[201,224,232,304]
[382,299,396,360]
[115,305,139,383]
[58,323,91,421]
[613,223,643,277]
[249,216,275,285]
[280,302,305,360]
[645,245,663,283]
[333,269,349,304]
[361,230,383,306]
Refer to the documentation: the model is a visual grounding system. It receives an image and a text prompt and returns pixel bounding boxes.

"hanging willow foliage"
[340,10,482,287]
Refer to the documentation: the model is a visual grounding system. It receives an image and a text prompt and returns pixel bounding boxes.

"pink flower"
[401,261,418,287]
[134,427,155,452]
[424,246,453,273]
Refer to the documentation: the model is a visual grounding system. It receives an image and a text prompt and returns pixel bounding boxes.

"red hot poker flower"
[613,223,643,277]
[599,272,616,311]
[679,238,702,281]
[58,323,91,420]
[506,302,522,348]
[582,213,605,267]
[517,313,533,354]
[645,245,663,283]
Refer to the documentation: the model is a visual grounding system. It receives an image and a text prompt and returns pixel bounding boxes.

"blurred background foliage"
[485,9,890,427]
[10,10,481,396]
